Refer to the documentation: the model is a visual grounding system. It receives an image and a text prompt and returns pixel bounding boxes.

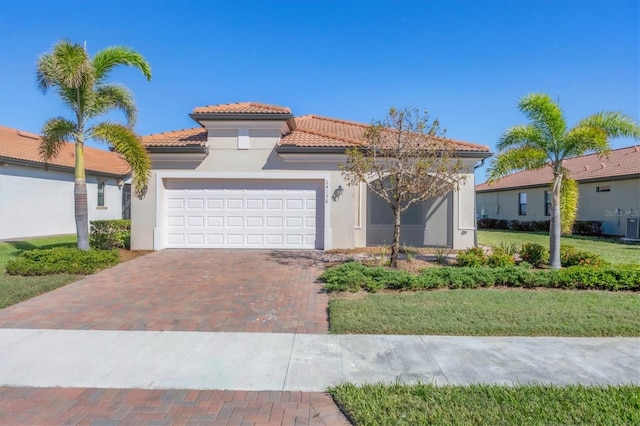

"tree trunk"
[75,181,89,250]
[390,207,401,267]
[549,174,562,269]
[74,140,90,250]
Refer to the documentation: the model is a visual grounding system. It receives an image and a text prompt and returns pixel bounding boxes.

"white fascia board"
[150,153,208,162]
[153,171,333,250]
[198,120,290,135]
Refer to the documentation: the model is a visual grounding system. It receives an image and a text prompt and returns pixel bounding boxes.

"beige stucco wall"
[475,176,640,236]
[132,121,482,250]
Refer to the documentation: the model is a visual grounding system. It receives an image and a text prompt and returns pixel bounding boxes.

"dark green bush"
[5,247,119,276]
[456,247,487,267]
[320,262,639,293]
[90,220,131,250]
[560,246,606,267]
[520,243,549,267]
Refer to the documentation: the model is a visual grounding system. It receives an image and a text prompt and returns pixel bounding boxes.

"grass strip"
[329,289,640,336]
[329,382,640,426]
[478,230,640,265]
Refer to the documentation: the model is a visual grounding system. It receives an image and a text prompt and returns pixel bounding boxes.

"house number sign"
[325,180,329,204]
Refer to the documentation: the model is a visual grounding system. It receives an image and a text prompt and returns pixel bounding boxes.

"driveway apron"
[0,249,330,334]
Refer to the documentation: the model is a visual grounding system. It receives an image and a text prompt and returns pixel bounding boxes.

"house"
[131,102,491,251]
[476,145,640,238]
[0,125,131,240]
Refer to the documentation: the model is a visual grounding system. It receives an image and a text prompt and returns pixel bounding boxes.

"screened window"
[518,192,527,216]
[545,191,552,216]
[97,181,106,207]
[596,186,610,192]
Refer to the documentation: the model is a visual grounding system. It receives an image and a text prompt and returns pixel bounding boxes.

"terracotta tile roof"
[476,145,640,191]
[143,103,490,153]
[280,115,490,152]
[140,127,207,147]
[0,125,130,176]
[192,102,291,114]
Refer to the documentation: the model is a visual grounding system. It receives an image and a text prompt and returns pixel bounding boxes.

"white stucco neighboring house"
[131,102,492,251]
[476,145,640,238]
[0,125,132,240]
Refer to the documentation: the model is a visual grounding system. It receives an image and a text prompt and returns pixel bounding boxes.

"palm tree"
[36,39,152,250]
[488,93,640,268]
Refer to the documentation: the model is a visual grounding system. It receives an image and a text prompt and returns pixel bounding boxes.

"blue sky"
[0,0,638,181]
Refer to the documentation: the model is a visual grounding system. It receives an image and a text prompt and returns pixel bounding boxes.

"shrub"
[519,243,549,267]
[560,246,606,267]
[90,220,131,250]
[487,250,516,268]
[572,221,604,236]
[490,241,520,256]
[5,247,119,276]
[456,247,487,267]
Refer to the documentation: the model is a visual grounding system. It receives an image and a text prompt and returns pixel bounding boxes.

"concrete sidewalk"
[2,329,638,391]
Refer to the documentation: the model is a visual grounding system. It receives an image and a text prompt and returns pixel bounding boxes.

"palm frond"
[36,39,93,91]
[496,124,545,152]
[91,84,137,125]
[563,125,609,159]
[559,176,579,235]
[40,117,76,161]
[92,46,152,82]
[576,111,640,139]
[487,146,548,183]
[89,122,151,196]
[518,93,567,148]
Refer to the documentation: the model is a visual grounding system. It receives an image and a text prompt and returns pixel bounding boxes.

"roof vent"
[634,146,640,153]
[583,165,589,171]
[600,163,605,169]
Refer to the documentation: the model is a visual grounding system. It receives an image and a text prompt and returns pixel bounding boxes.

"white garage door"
[164,179,321,249]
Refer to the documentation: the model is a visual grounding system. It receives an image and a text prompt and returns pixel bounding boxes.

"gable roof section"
[476,145,640,192]
[142,103,491,155]
[0,125,130,176]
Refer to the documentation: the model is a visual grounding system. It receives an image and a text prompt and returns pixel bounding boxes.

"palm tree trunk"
[74,140,90,250]
[390,207,401,267]
[549,174,563,269]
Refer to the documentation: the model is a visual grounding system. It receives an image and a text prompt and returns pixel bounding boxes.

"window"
[97,181,106,207]
[518,192,527,215]
[544,191,552,216]
[596,186,610,192]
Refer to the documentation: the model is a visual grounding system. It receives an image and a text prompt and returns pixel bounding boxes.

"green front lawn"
[478,229,640,265]
[329,289,640,336]
[329,382,640,426]
[0,235,78,309]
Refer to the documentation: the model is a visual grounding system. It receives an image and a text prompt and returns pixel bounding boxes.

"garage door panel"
[207,234,224,245]
[246,217,263,227]
[207,199,224,209]
[187,234,205,245]
[165,180,320,249]
[187,199,204,209]
[226,199,243,209]
[207,216,224,227]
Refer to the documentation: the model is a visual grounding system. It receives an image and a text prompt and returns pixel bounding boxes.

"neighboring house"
[0,125,131,240]
[132,102,491,251]
[476,145,640,238]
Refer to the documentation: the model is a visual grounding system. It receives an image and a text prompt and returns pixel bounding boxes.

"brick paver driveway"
[0,250,351,425]
[0,249,330,334]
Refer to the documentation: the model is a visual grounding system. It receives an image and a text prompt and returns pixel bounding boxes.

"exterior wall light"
[332,185,344,201]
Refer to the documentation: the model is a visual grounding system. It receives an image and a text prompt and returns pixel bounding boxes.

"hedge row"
[320,262,640,293]
[477,219,604,236]
[5,247,119,275]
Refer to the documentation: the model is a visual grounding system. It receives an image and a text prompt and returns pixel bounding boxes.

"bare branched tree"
[341,107,467,267]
